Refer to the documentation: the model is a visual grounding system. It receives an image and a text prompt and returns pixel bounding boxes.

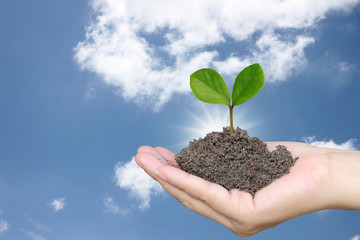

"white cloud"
[255,33,314,82]
[351,235,360,240]
[303,136,358,150]
[49,198,66,212]
[338,62,355,72]
[27,218,51,232]
[114,158,163,210]
[103,197,129,215]
[0,218,9,233]
[74,0,359,109]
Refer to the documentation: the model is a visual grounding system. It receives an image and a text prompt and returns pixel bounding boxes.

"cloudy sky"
[1,0,360,239]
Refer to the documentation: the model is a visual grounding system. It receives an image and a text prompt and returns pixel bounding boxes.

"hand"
[135,142,357,237]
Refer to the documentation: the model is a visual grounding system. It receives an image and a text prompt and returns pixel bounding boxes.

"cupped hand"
[135,142,334,237]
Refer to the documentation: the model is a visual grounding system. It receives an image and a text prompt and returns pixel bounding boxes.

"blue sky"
[1,0,360,239]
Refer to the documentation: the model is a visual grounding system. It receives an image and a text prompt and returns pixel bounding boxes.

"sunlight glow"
[176,103,263,142]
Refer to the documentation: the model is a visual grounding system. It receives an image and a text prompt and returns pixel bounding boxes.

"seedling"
[190,63,265,135]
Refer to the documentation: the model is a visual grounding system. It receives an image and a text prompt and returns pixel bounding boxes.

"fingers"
[136,146,254,219]
[157,175,232,228]
[137,146,168,165]
[135,149,232,227]
[135,151,168,181]
[157,165,253,219]
[138,146,179,167]
[135,146,265,236]
[155,146,180,168]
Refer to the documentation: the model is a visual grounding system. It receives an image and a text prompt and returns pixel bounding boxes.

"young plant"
[190,63,265,135]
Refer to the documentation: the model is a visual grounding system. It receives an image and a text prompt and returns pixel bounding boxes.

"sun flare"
[175,103,263,143]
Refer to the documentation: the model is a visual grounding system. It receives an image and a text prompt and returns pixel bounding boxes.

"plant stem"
[229,105,234,135]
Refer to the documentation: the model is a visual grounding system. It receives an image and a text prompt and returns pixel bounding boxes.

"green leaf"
[190,68,231,106]
[232,63,265,106]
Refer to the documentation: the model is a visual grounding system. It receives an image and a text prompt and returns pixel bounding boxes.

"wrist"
[328,148,360,210]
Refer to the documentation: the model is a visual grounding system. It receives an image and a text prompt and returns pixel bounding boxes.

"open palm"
[135,142,332,237]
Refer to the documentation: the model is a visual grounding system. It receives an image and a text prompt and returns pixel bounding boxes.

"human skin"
[135,142,360,237]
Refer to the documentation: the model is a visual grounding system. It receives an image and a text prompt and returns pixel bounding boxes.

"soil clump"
[175,127,298,196]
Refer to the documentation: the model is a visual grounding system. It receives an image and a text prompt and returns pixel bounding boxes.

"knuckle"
[229,221,259,237]
[242,225,258,235]
[231,228,257,237]
[195,192,207,202]
[196,182,212,202]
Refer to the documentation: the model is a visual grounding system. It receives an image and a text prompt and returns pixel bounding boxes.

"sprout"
[190,63,265,134]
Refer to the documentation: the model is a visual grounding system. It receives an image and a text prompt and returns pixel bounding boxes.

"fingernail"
[151,169,168,182]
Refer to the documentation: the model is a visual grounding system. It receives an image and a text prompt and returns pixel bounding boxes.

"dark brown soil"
[175,127,298,196]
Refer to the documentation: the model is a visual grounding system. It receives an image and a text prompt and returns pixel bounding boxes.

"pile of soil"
[175,127,298,196]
